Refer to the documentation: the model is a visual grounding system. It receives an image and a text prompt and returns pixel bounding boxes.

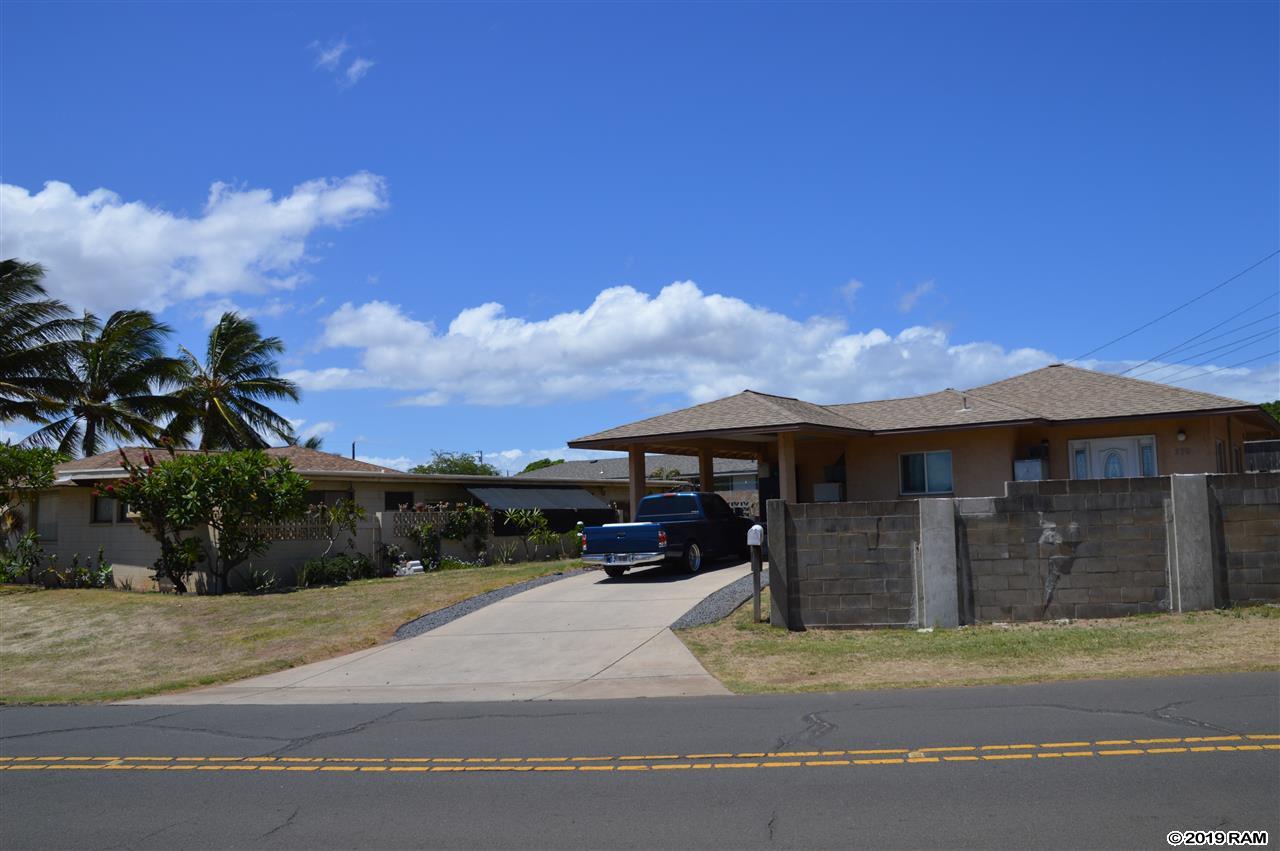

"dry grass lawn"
[0,561,582,704]
[678,590,1280,694]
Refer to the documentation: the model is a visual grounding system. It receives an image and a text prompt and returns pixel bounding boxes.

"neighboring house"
[569,364,1280,517]
[517,454,759,492]
[33,446,672,591]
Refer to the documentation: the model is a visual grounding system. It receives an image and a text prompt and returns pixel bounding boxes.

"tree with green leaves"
[0,259,83,423]
[520,458,564,474]
[410,451,500,476]
[1262,400,1280,422]
[25,310,184,457]
[308,498,367,559]
[164,312,300,450]
[0,442,64,548]
[110,449,310,594]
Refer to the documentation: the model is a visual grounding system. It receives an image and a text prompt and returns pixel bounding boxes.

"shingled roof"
[571,389,867,444]
[516,454,757,481]
[56,446,408,478]
[571,365,1266,446]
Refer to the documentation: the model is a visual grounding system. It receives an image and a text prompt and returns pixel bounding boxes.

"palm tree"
[0,259,83,422]
[285,433,325,450]
[165,312,300,450]
[25,310,185,457]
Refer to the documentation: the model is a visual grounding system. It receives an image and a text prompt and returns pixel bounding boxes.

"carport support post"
[628,446,646,521]
[777,433,797,504]
[698,449,715,493]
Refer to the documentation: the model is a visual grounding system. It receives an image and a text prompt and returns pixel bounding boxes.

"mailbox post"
[747,524,765,623]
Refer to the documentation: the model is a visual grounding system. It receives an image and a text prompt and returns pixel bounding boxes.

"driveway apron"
[128,562,752,705]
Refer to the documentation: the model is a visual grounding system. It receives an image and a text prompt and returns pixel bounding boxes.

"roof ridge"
[750,391,870,429]
[973,363,1250,407]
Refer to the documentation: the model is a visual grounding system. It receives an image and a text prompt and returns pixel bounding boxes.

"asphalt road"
[2,672,1277,850]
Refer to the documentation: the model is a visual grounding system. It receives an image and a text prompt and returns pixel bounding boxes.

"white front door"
[1092,438,1137,478]
[1070,435,1157,480]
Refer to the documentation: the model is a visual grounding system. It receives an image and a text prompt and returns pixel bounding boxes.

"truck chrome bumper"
[583,552,665,567]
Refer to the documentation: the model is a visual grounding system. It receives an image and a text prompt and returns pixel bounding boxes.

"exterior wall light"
[1176,429,1187,442]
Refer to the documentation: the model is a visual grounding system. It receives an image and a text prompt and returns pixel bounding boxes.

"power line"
[1163,349,1280,386]
[1139,329,1277,383]
[1066,249,1280,364]
[1119,294,1280,375]
[1128,321,1279,380]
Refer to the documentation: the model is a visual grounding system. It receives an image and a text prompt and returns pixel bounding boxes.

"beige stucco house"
[33,446,672,591]
[569,364,1280,518]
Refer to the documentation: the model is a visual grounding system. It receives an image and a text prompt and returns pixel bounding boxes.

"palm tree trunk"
[82,418,96,458]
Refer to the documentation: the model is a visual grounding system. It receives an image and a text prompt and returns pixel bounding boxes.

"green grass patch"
[0,560,583,704]
[678,590,1280,694]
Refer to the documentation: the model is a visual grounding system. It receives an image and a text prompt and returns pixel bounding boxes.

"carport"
[568,390,864,519]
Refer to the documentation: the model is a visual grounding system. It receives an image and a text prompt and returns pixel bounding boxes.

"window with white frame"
[1067,435,1157,479]
[900,450,953,495]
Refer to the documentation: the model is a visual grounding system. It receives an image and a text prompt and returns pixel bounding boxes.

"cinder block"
[1120,586,1156,603]
[976,574,1008,591]
[995,589,1032,606]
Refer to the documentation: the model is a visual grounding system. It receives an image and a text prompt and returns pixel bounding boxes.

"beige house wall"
[757,413,1251,504]
[36,475,622,591]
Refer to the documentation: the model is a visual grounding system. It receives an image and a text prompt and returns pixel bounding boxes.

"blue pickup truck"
[581,492,753,579]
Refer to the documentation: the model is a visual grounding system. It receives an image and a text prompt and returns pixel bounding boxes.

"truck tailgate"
[584,523,663,554]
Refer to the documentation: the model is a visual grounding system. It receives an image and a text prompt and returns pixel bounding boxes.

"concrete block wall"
[768,472,1280,630]
[1209,472,1280,603]
[768,499,919,628]
[955,477,1171,622]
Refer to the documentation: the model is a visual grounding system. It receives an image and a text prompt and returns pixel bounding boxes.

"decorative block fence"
[767,472,1280,630]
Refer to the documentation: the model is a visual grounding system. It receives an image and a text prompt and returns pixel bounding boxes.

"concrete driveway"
[133,561,752,705]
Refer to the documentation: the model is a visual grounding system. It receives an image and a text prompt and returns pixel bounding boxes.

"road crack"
[258,806,300,841]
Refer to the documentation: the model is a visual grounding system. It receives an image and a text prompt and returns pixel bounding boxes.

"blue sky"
[2,1,1277,471]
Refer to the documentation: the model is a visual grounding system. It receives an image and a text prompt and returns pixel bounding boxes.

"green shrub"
[439,556,485,571]
[297,553,379,587]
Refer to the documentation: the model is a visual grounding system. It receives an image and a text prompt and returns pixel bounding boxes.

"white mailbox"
[746,524,765,547]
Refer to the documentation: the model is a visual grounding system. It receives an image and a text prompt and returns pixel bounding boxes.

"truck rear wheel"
[605,567,626,579]
[682,542,703,574]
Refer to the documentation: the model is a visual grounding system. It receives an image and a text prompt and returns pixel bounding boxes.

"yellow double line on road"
[2,734,1276,777]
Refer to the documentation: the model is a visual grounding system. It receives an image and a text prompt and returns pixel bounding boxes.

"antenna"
[351,441,356,460]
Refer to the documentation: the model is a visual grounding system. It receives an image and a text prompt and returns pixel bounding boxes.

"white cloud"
[840,279,863,310]
[485,447,618,475]
[0,173,388,314]
[198,297,296,327]
[343,58,375,87]
[358,455,416,471]
[311,38,349,70]
[898,280,935,313]
[289,281,1280,407]
[287,281,1062,406]
[299,420,338,440]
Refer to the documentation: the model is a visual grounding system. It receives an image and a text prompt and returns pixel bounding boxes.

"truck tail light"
[658,530,667,548]
[580,533,587,553]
